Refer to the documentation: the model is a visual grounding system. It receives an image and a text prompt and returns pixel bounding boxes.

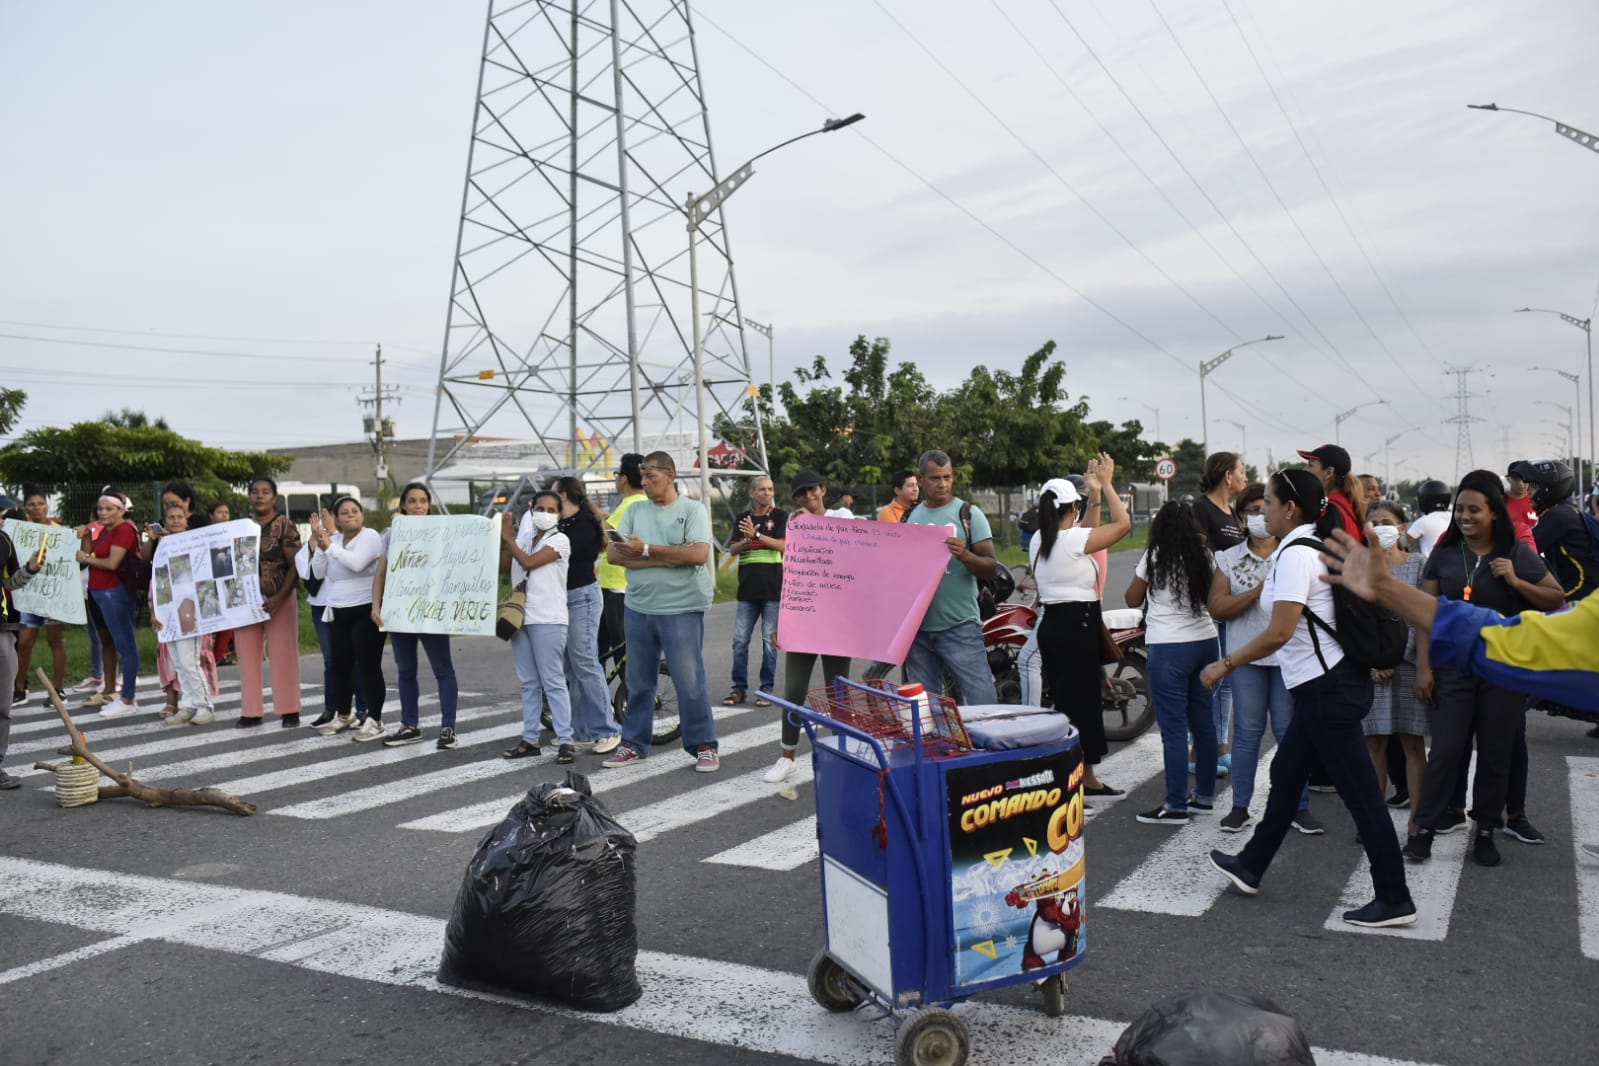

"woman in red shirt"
[73,491,142,716]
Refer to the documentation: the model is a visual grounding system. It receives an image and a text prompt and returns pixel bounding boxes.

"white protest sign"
[378,514,500,636]
[150,519,269,643]
[5,521,86,625]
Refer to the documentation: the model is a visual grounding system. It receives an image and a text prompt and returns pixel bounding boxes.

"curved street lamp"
[1467,103,1599,155]
[1517,307,1594,494]
[1333,399,1390,445]
[1199,335,1282,452]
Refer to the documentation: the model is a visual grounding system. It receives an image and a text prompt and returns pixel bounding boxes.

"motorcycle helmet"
[1510,459,1574,512]
[1416,479,1451,514]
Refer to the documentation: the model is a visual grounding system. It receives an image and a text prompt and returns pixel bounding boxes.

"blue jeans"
[906,622,997,705]
[565,584,618,741]
[730,599,779,692]
[1148,637,1219,811]
[512,622,570,745]
[312,611,366,716]
[622,607,716,755]
[86,598,104,678]
[1228,663,1307,812]
[88,585,140,700]
[1212,622,1233,749]
[391,632,457,729]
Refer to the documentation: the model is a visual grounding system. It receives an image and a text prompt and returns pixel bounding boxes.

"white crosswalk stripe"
[1569,755,1599,960]
[7,682,316,743]
[704,817,821,871]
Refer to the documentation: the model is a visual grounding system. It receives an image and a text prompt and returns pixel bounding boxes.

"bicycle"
[540,640,681,745]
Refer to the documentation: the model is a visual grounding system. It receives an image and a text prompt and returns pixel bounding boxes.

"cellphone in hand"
[605,528,625,543]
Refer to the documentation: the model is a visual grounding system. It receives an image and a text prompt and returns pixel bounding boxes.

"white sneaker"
[98,700,139,718]
[318,714,356,736]
[70,676,104,694]
[762,756,797,784]
[351,717,385,743]
[592,735,621,755]
[189,708,215,726]
[165,707,196,726]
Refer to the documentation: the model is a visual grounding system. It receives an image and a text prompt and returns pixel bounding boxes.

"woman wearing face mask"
[309,496,388,742]
[501,490,574,763]
[1206,484,1317,835]
[72,490,141,715]
[1362,501,1428,842]
[371,483,460,749]
[1407,471,1562,867]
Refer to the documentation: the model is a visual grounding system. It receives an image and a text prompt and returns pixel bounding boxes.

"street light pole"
[686,113,865,523]
[1517,307,1594,494]
[1333,399,1391,446]
[1381,432,1402,488]
[1468,103,1599,155]
[744,317,775,402]
[1535,400,1575,470]
[1199,335,1283,452]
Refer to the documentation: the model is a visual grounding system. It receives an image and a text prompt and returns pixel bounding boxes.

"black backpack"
[902,499,1013,619]
[1284,538,1407,670]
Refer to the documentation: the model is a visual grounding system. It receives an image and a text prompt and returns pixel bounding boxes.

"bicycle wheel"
[611,658,682,746]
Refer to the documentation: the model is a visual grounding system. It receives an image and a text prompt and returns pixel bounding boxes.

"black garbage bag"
[437,771,641,1011]
[1097,988,1316,1066]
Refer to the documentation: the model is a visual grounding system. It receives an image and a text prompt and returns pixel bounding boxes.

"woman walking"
[1125,500,1220,825]
[1031,454,1130,795]
[73,490,141,716]
[553,476,621,754]
[501,490,574,763]
[1208,484,1316,834]
[1409,470,1562,866]
[233,477,303,728]
[1204,468,1416,927]
[1362,501,1428,843]
[14,486,67,704]
[309,495,387,741]
[371,483,459,749]
[1195,452,1248,779]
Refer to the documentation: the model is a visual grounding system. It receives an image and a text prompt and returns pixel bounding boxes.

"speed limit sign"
[1155,456,1177,481]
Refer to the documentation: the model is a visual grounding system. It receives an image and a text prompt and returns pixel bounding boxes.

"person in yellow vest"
[723,475,785,707]
[597,453,647,671]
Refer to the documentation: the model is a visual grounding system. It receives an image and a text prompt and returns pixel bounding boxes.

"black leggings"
[599,590,626,669]
[781,651,852,749]
[1036,600,1108,764]
[330,604,388,720]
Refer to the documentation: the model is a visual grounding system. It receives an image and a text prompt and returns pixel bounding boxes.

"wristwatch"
[641,543,651,560]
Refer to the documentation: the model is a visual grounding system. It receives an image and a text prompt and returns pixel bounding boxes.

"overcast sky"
[3,0,1596,487]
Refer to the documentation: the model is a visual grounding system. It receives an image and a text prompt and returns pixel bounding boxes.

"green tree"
[101,408,171,431]
[1164,438,1208,497]
[1084,418,1160,481]
[937,340,1095,486]
[0,389,26,436]
[0,420,289,495]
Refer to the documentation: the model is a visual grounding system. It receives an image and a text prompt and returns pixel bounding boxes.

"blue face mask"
[1245,514,1268,539]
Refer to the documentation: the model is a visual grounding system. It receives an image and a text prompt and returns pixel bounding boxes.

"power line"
[0,319,380,348]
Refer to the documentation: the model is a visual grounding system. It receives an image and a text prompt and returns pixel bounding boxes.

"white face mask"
[1374,525,1401,551]
[529,511,558,532]
[1245,514,1268,539]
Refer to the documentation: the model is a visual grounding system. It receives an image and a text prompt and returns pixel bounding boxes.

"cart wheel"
[1041,974,1068,1017]
[894,1008,969,1066]
[806,949,863,1013]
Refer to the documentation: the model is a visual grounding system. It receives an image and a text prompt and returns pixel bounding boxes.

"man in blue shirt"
[904,449,999,704]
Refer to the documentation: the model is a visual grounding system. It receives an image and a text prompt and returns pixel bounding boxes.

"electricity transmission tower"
[424,0,758,486]
[1442,364,1484,483]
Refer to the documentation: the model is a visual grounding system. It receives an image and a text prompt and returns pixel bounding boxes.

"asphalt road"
[3,566,1597,1066]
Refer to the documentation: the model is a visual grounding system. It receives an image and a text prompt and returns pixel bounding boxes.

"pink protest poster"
[778,514,955,663]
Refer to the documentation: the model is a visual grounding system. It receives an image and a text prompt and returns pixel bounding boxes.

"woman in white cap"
[1031,453,1130,795]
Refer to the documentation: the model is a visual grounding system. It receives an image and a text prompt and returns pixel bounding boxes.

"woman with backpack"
[1125,500,1220,826]
[72,490,142,716]
[1407,470,1562,867]
[1202,469,1417,927]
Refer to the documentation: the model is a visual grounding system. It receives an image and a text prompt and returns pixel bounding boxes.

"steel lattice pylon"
[425,0,756,485]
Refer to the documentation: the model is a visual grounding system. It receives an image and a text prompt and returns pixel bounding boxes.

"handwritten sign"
[6,521,86,625]
[378,515,500,636]
[777,514,954,663]
[151,519,269,643]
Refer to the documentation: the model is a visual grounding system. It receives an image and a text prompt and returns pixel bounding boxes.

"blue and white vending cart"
[771,678,1087,1066]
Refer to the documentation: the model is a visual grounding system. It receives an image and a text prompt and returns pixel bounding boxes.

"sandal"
[502,740,541,759]
[753,696,772,708]
[82,692,114,707]
[722,688,746,706]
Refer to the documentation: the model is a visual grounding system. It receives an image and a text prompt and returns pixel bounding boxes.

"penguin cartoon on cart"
[1005,871,1082,971]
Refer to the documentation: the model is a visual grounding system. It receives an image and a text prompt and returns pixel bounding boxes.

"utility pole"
[359,343,401,509]
[1442,364,1484,484]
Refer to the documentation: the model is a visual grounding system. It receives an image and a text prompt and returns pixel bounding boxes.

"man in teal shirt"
[905,449,999,703]
[601,451,720,772]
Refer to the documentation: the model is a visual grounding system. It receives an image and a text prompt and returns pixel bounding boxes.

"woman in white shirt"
[1125,501,1220,825]
[1030,455,1130,794]
[295,527,368,729]
[1202,469,1416,929]
[500,490,574,763]
[308,496,387,742]
[1207,484,1313,835]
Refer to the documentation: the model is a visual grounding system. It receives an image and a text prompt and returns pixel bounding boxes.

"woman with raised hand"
[371,483,459,749]
[1361,501,1428,845]
[309,495,387,741]
[14,486,67,704]
[232,477,304,728]
[501,490,573,763]
[1031,453,1130,796]
[73,490,141,716]
[295,509,367,730]
[553,476,621,754]
[1125,500,1219,825]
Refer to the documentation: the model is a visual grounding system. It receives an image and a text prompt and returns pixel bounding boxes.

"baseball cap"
[1039,477,1080,505]
[790,470,826,498]
[1296,444,1351,477]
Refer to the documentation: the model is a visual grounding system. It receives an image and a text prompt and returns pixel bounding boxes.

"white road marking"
[7,683,316,744]
[10,679,245,718]
[1099,758,1274,915]
[703,816,819,871]
[394,714,775,832]
[618,760,815,844]
[0,934,144,985]
[1087,730,1163,809]
[0,857,1442,1066]
[1569,756,1599,960]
